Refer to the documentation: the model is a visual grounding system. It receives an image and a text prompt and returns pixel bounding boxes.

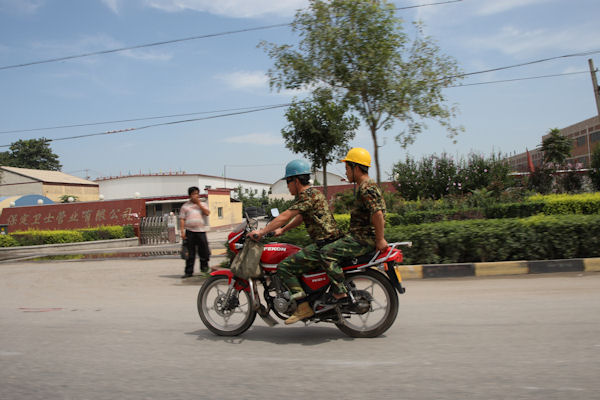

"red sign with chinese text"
[0,199,146,232]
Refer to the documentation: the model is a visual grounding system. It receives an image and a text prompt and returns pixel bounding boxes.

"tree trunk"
[322,159,328,200]
[370,125,381,185]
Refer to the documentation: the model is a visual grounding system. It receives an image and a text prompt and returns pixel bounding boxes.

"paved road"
[1,259,599,400]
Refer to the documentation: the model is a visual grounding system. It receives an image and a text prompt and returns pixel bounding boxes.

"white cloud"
[475,0,554,16]
[0,0,45,14]
[143,0,308,18]
[31,33,172,63]
[224,133,283,145]
[216,70,269,90]
[100,0,121,14]
[467,24,600,58]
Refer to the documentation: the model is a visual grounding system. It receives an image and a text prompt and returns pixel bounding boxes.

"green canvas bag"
[230,239,263,279]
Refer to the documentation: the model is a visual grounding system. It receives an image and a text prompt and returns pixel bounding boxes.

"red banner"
[0,199,146,232]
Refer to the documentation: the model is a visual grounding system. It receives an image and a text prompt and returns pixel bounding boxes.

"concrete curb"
[397,257,600,279]
[0,238,140,261]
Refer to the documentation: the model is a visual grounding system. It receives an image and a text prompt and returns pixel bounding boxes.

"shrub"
[122,225,135,237]
[6,225,136,246]
[527,167,554,194]
[386,214,600,264]
[0,235,19,247]
[590,145,600,191]
[392,152,514,200]
[529,193,600,214]
[11,230,85,246]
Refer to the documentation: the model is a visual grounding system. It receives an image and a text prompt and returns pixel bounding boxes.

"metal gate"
[139,216,173,244]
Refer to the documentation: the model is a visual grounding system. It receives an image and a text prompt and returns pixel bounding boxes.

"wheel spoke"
[199,277,255,334]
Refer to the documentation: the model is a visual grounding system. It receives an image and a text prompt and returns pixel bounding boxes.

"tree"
[282,88,359,198]
[261,0,463,184]
[541,128,572,168]
[589,144,600,191]
[1,138,62,171]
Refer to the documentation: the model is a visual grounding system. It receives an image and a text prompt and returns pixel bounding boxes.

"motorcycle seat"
[339,251,378,268]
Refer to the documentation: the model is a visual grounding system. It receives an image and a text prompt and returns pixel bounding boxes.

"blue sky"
[1,0,599,184]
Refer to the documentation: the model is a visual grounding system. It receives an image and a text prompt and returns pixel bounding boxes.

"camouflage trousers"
[320,235,375,293]
[277,243,346,297]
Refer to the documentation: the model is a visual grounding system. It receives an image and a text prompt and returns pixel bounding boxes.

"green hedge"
[268,214,600,265]
[0,235,19,247]
[4,225,136,247]
[388,193,600,224]
[387,209,486,225]
[386,214,600,265]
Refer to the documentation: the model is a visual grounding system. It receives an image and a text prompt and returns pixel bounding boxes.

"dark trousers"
[185,230,210,274]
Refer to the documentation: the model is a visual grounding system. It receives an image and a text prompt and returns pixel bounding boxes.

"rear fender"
[210,270,250,292]
[384,261,406,294]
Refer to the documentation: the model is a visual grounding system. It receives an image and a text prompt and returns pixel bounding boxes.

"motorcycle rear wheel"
[336,269,399,338]
[197,275,256,336]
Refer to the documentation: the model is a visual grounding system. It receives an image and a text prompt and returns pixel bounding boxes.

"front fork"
[247,277,278,326]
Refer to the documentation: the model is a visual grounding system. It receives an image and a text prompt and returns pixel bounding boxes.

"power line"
[453,50,600,78]
[0,103,292,135]
[1,69,589,138]
[394,0,462,11]
[0,23,290,71]
[0,103,291,148]
[449,70,589,87]
[0,1,462,71]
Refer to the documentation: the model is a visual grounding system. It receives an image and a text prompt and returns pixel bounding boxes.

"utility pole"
[589,59,600,117]
[587,59,600,167]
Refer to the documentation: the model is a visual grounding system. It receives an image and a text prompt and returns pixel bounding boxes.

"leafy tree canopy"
[541,128,572,168]
[282,88,359,196]
[261,0,463,183]
[1,138,62,171]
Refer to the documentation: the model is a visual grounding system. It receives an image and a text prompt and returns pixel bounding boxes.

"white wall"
[96,174,271,200]
[270,171,346,197]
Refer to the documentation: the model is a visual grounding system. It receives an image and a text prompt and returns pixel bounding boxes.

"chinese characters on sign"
[0,200,146,232]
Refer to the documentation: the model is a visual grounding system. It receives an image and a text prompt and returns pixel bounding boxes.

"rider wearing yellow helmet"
[319,147,387,303]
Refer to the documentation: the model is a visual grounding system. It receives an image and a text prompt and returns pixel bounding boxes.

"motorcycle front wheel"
[336,269,399,338]
[197,275,256,336]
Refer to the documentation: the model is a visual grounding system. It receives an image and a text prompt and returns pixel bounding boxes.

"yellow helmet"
[341,147,371,167]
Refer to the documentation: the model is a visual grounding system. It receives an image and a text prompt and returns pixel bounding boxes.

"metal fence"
[139,216,176,245]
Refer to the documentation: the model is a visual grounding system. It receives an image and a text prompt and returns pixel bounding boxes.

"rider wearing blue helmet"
[250,159,343,324]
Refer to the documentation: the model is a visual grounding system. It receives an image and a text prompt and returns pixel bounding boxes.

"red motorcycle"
[197,216,410,338]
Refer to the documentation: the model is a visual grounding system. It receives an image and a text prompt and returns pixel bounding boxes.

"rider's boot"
[284,301,314,325]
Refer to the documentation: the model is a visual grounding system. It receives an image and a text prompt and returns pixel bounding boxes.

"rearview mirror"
[270,208,280,218]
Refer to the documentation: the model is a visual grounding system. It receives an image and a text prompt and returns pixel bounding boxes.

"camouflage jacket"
[288,187,341,243]
[349,179,386,244]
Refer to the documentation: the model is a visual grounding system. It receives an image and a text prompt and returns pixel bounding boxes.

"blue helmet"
[284,159,311,179]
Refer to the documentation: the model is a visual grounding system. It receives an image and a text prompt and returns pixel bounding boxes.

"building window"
[218,207,223,218]
[591,131,600,143]
[576,136,586,147]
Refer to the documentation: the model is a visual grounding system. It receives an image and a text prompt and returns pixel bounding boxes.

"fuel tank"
[260,242,301,265]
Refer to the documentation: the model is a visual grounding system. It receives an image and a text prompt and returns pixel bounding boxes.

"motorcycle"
[197,214,410,338]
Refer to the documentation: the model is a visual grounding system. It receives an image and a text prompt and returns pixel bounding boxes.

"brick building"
[508,115,600,172]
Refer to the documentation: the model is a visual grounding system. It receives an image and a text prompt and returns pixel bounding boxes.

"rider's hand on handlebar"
[375,238,388,253]
[273,228,284,237]
[248,229,262,241]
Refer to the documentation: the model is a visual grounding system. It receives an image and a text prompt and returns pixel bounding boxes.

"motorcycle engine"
[273,293,293,314]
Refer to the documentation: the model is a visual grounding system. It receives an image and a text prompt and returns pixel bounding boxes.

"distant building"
[95,172,269,226]
[0,166,99,202]
[508,115,600,172]
[270,171,347,200]
[95,172,270,201]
